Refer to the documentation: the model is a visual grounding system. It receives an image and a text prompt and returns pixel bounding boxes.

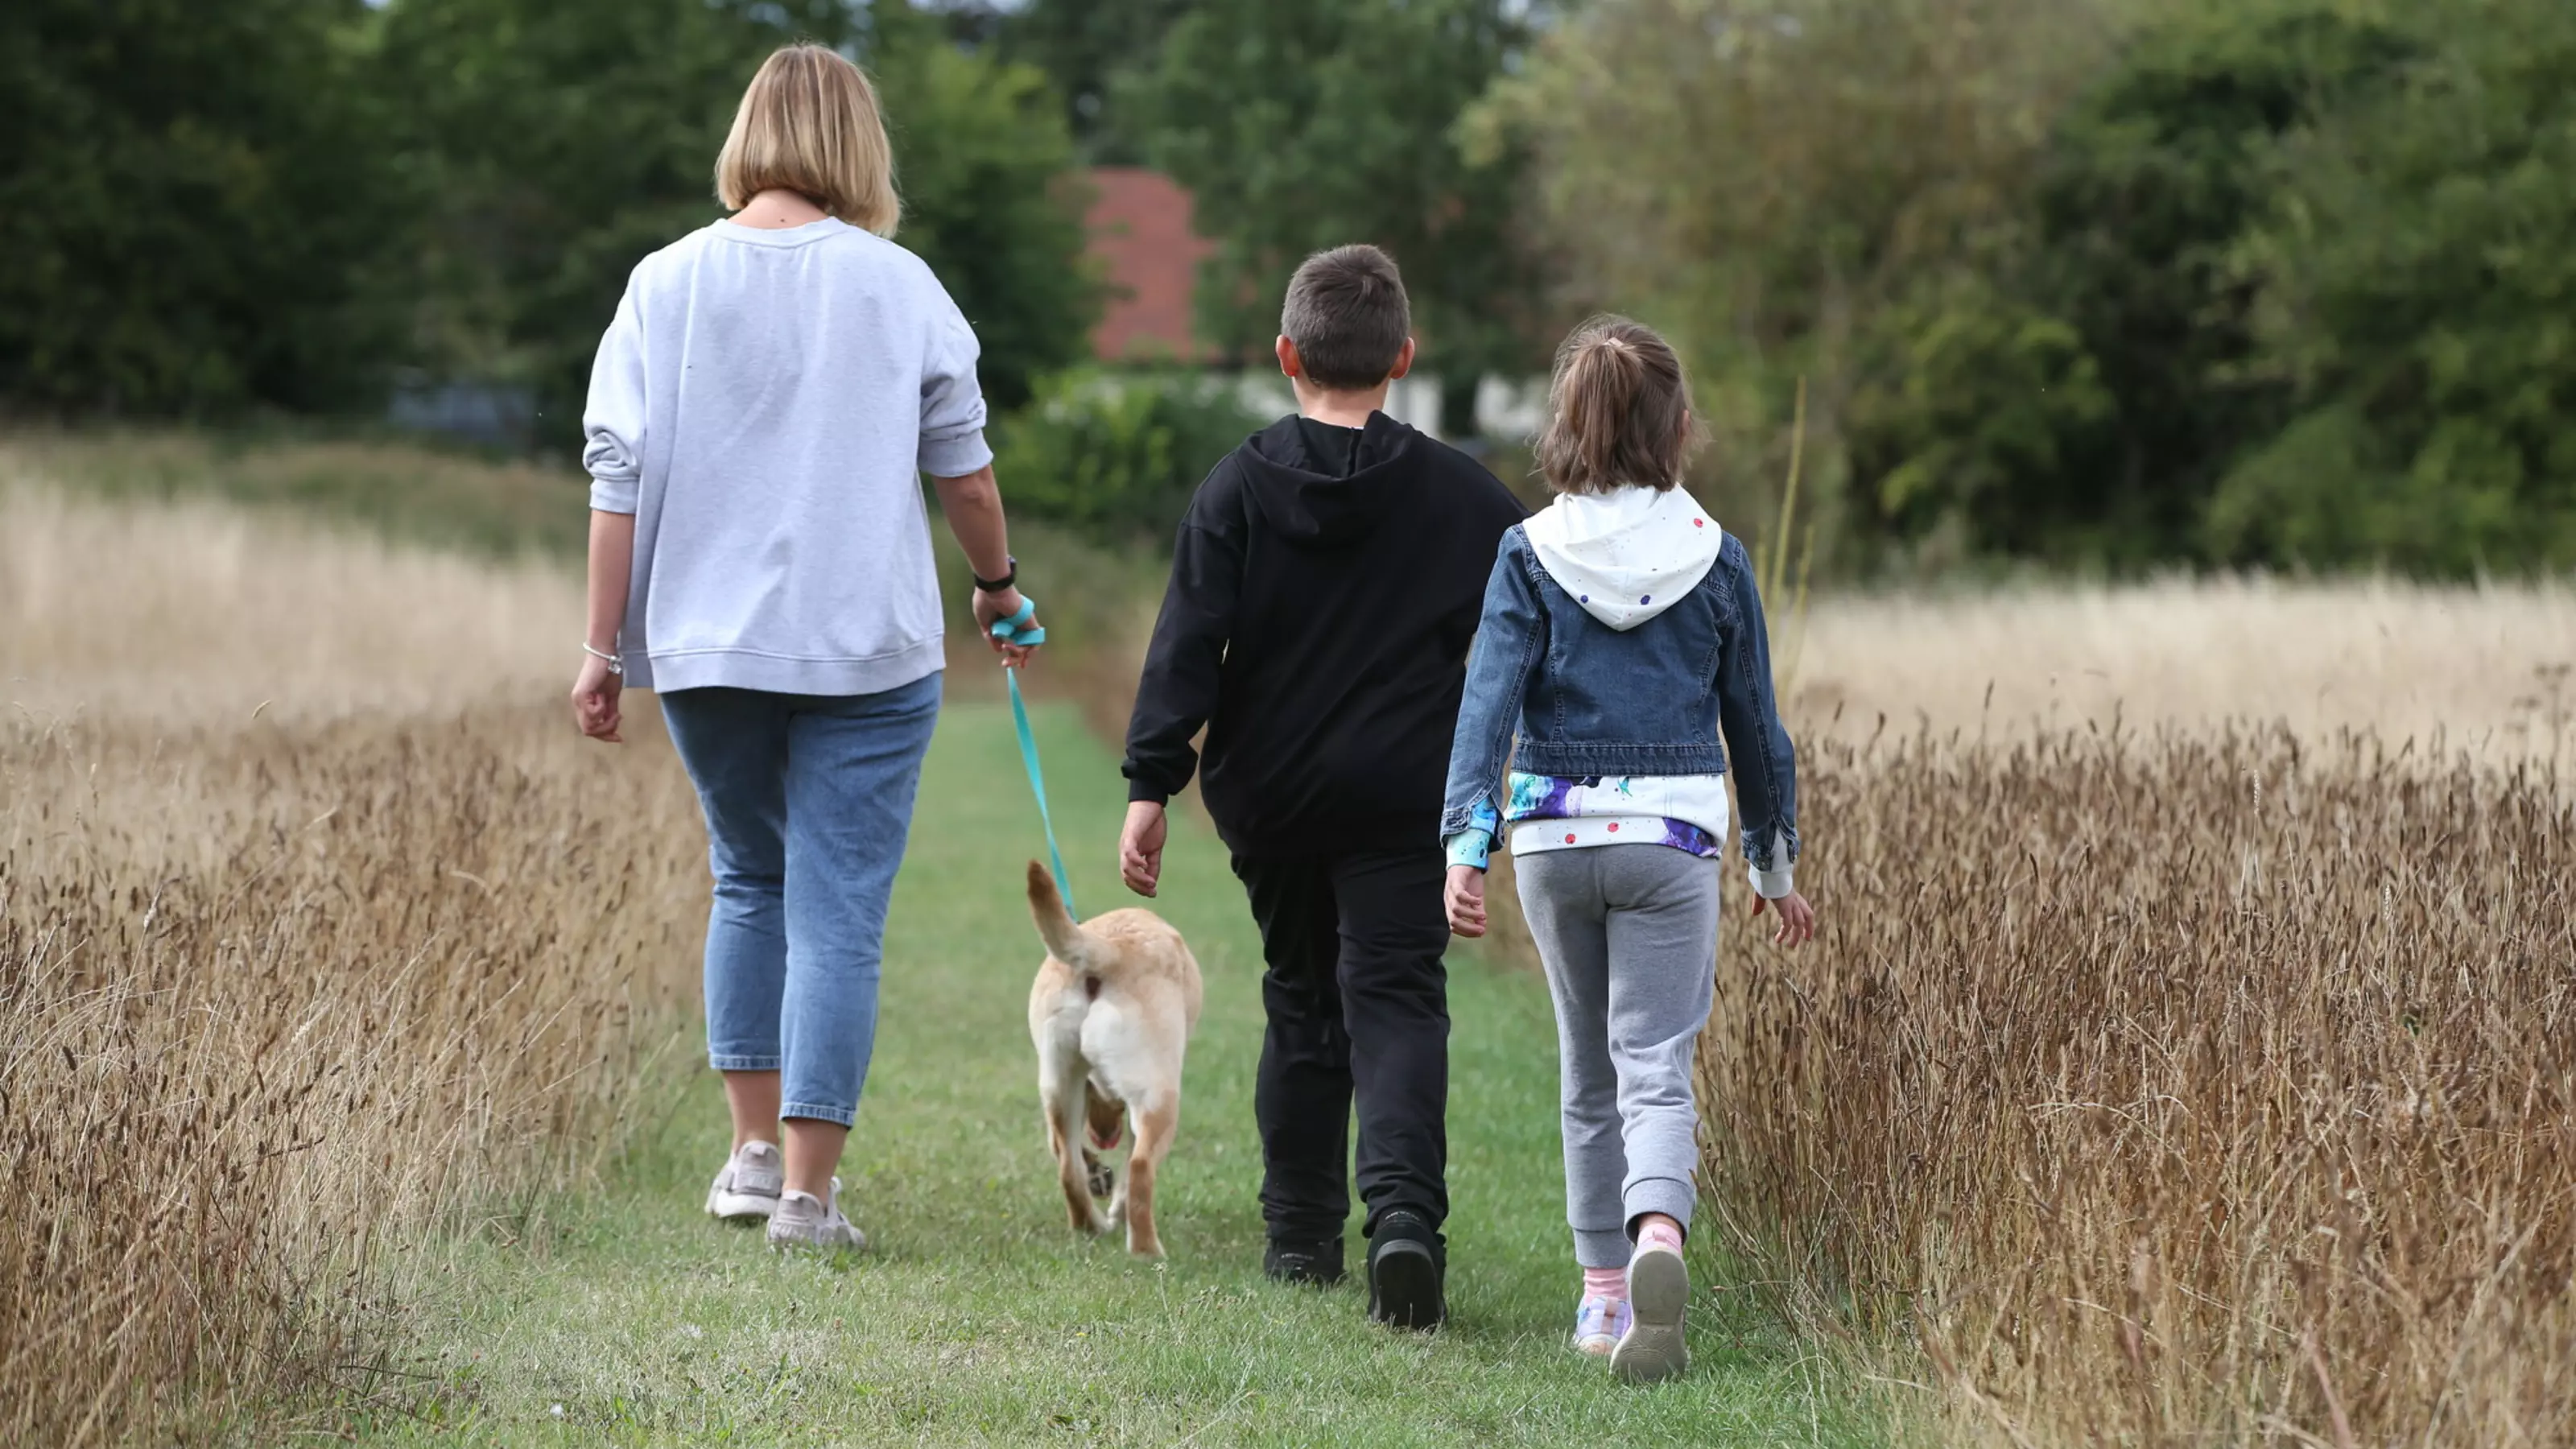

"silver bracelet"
[582,642,624,675]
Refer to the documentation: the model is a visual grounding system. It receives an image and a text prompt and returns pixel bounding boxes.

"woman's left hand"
[975,585,1041,668]
[571,654,625,742]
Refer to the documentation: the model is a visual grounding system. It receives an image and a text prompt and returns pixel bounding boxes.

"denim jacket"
[1439,524,1800,879]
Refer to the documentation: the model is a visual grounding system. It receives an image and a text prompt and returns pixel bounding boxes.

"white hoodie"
[1521,485,1724,630]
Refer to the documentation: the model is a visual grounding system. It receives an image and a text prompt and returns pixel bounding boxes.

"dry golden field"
[5,435,2573,1445]
[1,477,706,1441]
[1790,579,2576,763]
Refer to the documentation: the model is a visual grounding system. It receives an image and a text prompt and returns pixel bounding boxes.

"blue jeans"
[659,673,941,1126]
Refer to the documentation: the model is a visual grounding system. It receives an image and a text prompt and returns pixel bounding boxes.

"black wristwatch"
[972,555,1018,592]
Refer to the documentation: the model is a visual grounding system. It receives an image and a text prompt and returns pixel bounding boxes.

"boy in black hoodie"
[1117,245,1525,1329]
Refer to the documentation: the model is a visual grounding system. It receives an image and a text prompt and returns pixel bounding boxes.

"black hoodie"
[1122,411,1527,857]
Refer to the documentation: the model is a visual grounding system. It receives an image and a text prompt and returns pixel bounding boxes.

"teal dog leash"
[991,597,1075,920]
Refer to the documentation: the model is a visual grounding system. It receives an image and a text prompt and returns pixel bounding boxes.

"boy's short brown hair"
[715,44,901,237]
[1534,316,1703,495]
[1280,245,1412,390]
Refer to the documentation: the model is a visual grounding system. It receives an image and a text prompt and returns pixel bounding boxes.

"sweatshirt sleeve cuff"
[587,474,638,515]
[1748,860,1796,900]
[1444,829,1493,872]
[919,429,994,480]
[1125,777,1170,806]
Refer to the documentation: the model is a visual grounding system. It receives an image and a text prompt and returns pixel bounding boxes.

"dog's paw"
[1126,1233,1165,1260]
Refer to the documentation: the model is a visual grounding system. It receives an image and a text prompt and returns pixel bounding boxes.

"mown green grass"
[360,699,1872,1447]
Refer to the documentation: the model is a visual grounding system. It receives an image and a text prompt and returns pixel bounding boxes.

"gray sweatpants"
[1513,845,1719,1269]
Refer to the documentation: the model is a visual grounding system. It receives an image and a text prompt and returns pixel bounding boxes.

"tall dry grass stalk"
[1,486,705,1441]
[1695,729,2576,1443]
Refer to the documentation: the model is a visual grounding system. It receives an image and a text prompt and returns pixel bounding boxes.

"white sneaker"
[705,1141,784,1222]
[766,1179,866,1252]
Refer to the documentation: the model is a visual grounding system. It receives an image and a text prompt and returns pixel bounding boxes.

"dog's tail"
[1026,861,1098,974]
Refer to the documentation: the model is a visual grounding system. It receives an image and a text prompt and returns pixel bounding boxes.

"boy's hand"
[1445,865,1488,939]
[1751,890,1816,947]
[1120,801,1167,898]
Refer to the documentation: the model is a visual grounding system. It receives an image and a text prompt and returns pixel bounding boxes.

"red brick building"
[1084,167,1216,364]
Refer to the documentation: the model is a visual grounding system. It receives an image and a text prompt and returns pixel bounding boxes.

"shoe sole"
[1368,1240,1444,1331]
[706,1186,781,1221]
[1612,1246,1689,1385]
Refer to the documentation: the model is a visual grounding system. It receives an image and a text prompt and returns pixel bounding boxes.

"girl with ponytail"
[1439,316,1815,1383]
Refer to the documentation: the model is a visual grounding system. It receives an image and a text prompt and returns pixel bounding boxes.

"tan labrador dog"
[1024,861,1203,1257]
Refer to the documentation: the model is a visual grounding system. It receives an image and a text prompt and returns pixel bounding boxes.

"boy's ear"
[1386,337,1417,382]
[1275,335,1301,381]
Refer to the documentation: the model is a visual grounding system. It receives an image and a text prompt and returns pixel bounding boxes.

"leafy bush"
[993,369,1269,548]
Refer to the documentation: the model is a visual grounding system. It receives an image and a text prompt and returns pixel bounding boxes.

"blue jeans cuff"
[781,1099,856,1127]
[708,1053,781,1072]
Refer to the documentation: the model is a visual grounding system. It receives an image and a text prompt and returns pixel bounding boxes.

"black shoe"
[1264,1236,1346,1286]
[1365,1210,1446,1330]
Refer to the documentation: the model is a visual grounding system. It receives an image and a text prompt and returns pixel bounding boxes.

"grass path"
[369,700,1867,1447]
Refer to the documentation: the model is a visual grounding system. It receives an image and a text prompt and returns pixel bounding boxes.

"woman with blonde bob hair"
[572,43,1042,1250]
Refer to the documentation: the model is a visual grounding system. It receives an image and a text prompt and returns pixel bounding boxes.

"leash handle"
[1005,650,1075,923]
[990,596,1046,649]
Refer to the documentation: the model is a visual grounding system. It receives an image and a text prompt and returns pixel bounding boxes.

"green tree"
[2215,0,2576,572]
[0,0,414,415]
[1484,0,2124,559]
[1844,1,2412,564]
[381,0,1096,441]
[1123,0,1547,432]
[993,0,1195,163]
[876,35,1102,412]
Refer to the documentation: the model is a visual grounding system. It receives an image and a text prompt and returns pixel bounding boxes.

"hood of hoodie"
[1524,485,1724,630]
[1234,411,1423,547]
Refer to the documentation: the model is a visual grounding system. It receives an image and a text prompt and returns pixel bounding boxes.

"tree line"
[1496,0,2576,576]
[5,0,2571,576]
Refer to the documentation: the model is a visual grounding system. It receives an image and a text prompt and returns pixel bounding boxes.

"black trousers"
[1229,847,1451,1244]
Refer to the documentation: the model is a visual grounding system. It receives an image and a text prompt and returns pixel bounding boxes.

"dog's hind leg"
[1084,1080,1121,1199]
[1038,1030,1109,1236]
[1121,1092,1180,1259]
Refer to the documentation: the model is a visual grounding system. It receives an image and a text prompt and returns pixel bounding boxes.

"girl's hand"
[1445,865,1488,938]
[571,654,624,743]
[1751,890,1815,947]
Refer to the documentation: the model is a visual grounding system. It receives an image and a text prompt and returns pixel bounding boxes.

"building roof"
[1085,167,1215,364]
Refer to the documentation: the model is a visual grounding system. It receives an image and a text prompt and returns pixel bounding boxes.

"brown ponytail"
[1533,316,1700,495]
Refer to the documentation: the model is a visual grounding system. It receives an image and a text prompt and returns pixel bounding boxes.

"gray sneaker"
[766,1179,865,1252]
[1612,1243,1690,1385]
[705,1141,784,1222]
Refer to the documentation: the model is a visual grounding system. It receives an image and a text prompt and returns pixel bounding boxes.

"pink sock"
[1635,1218,1685,1257]
[1582,1265,1626,1301]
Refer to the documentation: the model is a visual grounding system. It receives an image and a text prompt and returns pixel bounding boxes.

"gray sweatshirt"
[582,217,993,696]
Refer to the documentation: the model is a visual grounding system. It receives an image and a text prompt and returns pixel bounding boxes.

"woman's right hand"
[974,585,1041,668]
[571,654,624,743]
